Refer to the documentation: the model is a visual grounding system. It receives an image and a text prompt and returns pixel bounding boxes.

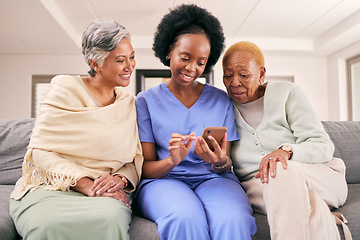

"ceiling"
[1,0,360,56]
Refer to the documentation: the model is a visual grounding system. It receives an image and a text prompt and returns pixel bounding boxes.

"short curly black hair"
[153,4,225,74]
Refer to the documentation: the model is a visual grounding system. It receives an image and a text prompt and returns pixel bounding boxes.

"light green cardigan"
[231,81,334,182]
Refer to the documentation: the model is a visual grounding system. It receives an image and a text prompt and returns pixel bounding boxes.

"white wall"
[0,54,87,119]
[211,53,328,120]
[0,50,328,120]
[265,54,328,120]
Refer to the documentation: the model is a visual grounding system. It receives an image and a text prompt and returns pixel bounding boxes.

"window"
[31,75,54,117]
[347,55,360,120]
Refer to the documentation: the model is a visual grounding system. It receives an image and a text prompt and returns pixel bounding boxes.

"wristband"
[212,156,231,169]
[278,145,293,159]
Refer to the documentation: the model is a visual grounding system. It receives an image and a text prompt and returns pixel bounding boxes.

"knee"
[211,202,256,234]
[159,204,209,236]
[264,162,307,202]
[230,212,257,239]
[230,204,255,223]
[169,204,207,225]
[212,197,254,222]
[101,200,132,228]
[25,210,60,238]
[226,208,256,235]
[270,161,304,184]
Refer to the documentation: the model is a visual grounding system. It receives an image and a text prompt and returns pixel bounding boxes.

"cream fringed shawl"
[11,75,143,200]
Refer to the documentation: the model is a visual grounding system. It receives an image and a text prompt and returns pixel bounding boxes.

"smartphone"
[202,127,227,151]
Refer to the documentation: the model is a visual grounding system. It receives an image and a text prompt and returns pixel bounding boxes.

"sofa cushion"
[322,121,360,184]
[0,118,35,185]
[129,214,160,240]
[0,185,19,240]
[252,212,270,240]
[333,183,360,240]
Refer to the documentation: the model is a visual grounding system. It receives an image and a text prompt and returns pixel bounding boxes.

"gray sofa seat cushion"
[0,118,35,185]
[334,183,360,240]
[321,121,360,184]
[252,212,270,240]
[0,185,19,240]
[129,214,160,240]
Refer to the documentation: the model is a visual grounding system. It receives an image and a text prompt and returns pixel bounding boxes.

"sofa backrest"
[0,118,35,185]
[0,119,358,185]
[322,121,360,184]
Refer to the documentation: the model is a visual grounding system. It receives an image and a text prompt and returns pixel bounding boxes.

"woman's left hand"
[89,173,127,197]
[194,133,228,167]
[255,149,289,184]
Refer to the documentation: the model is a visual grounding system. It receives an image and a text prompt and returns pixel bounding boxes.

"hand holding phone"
[201,127,227,151]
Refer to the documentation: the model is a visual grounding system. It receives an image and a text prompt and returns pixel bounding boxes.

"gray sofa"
[1,118,359,240]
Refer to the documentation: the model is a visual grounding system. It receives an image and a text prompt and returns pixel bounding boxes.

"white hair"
[82,18,130,76]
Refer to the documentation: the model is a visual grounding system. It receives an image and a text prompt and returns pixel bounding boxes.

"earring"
[166,55,170,60]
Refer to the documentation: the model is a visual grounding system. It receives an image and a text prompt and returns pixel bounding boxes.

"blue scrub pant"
[135,177,257,240]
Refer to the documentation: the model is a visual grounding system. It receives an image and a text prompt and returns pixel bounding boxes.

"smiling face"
[223,51,266,104]
[98,38,135,88]
[168,34,210,86]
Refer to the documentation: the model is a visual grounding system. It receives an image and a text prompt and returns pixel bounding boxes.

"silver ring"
[110,180,116,185]
[268,157,275,160]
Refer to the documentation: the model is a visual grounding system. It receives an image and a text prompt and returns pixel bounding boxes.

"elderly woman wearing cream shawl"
[9,18,143,240]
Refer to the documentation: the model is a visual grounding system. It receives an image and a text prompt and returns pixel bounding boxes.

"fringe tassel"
[22,158,77,192]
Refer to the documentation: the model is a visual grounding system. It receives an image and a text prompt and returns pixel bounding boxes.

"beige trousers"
[242,158,348,240]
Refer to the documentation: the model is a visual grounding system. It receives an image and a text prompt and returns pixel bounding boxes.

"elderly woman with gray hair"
[9,18,143,240]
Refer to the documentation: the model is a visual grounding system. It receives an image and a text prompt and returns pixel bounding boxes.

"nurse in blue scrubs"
[135,4,257,240]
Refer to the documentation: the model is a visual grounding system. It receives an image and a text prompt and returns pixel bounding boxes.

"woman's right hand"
[168,132,196,166]
[90,174,130,208]
[99,190,130,208]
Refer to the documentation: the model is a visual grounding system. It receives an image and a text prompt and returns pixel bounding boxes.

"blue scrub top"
[136,83,239,182]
